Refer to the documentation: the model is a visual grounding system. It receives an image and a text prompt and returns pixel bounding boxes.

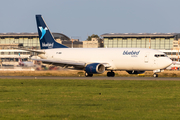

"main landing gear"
[107,71,115,77]
[85,72,93,77]
[85,71,115,77]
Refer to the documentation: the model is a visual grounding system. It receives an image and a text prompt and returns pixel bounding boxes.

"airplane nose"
[166,58,172,67]
[169,58,172,65]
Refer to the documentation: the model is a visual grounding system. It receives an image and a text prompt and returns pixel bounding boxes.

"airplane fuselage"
[41,48,172,71]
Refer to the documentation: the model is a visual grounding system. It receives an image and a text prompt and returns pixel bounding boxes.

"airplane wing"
[32,58,86,68]
[14,48,45,54]
[31,58,111,69]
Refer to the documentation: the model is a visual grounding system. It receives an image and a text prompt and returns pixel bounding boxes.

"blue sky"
[0,0,180,40]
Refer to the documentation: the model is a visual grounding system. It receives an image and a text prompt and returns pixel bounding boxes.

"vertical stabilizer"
[18,53,24,66]
[36,15,68,49]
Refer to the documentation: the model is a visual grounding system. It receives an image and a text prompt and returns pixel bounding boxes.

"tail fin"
[36,15,68,49]
[18,53,24,66]
[18,53,22,62]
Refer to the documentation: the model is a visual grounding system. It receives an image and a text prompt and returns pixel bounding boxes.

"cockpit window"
[154,54,166,58]
[160,54,166,57]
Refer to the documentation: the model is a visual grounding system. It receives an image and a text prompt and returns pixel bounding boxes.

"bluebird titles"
[123,50,140,56]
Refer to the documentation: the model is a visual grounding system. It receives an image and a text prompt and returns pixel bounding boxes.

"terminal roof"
[101,33,180,38]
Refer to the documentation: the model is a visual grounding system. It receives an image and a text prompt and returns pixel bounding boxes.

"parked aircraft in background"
[29,15,172,77]
[166,61,180,70]
[18,53,34,67]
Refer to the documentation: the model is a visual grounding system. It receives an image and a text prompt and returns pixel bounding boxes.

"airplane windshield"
[154,54,166,58]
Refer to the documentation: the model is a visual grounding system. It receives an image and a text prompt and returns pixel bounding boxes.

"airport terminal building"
[101,33,180,50]
[0,32,82,66]
[1,32,180,66]
[0,32,73,49]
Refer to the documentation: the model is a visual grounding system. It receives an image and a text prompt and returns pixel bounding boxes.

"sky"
[0,0,180,40]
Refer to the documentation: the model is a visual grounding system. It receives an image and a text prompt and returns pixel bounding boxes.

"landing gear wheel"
[85,73,93,77]
[153,73,158,78]
[107,71,115,77]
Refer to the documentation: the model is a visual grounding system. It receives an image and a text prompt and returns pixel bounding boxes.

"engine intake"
[85,63,105,74]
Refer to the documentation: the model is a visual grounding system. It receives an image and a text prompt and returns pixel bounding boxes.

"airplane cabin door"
[144,52,149,63]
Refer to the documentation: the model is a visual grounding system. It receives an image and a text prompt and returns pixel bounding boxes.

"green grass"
[1,79,180,120]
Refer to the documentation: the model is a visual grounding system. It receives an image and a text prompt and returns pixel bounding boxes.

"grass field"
[1,79,180,120]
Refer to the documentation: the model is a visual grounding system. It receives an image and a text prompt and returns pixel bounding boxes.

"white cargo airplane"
[31,15,172,77]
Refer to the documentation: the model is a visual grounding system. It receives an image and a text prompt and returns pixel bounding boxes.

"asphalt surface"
[0,76,180,80]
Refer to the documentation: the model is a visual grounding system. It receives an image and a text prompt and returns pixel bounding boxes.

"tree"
[86,34,99,41]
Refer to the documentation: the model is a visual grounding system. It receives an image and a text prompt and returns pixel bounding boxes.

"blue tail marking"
[36,15,68,49]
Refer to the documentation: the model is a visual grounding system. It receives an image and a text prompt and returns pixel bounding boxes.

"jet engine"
[85,63,105,74]
[126,71,145,74]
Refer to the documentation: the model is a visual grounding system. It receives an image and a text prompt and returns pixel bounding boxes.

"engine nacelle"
[85,63,105,74]
[126,71,145,74]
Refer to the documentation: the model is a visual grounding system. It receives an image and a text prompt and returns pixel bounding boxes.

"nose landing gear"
[153,73,158,78]
[153,69,161,78]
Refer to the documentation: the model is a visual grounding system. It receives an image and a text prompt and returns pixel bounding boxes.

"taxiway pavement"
[0,76,180,80]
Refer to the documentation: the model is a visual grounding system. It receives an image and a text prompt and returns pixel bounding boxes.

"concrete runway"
[0,76,180,80]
